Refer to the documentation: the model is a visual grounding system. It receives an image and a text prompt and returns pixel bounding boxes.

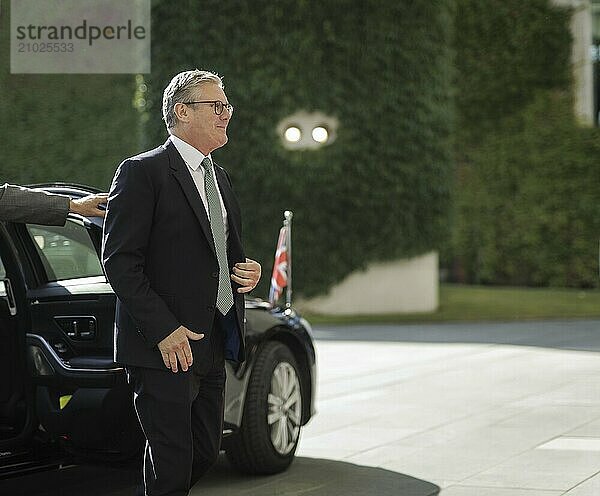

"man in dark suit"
[0,183,107,224]
[102,69,261,496]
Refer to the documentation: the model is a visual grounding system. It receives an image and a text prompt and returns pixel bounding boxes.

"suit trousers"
[127,311,230,496]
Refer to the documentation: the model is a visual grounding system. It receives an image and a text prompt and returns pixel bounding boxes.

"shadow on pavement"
[313,319,600,353]
[0,455,439,496]
[193,456,439,495]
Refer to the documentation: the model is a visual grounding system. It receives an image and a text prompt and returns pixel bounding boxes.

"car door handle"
[0,278,17,316]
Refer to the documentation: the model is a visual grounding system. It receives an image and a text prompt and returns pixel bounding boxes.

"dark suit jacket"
[102,139,246,369]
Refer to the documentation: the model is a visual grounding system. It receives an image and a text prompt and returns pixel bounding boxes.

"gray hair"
[162,69,224,130]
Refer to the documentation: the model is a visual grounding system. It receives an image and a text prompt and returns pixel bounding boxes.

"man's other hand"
[158,325,205,373]
[231,257,261,293]
[70,193,109,218]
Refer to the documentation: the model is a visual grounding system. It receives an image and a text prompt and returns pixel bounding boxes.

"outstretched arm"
[0,183,108,225]
[0,183,70,225]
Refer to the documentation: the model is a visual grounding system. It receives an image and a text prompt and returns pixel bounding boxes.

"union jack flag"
[269,226,288,306]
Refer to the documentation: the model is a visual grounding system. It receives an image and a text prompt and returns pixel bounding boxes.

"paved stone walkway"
[5,319,600,495]
[287,320,600,495]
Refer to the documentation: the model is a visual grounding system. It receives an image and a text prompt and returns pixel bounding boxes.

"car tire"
[226,341,303,475]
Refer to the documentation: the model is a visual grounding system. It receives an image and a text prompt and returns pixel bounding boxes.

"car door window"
[26,219,103,282]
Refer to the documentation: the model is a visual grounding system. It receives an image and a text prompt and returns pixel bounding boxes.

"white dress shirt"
[169,134,229,239]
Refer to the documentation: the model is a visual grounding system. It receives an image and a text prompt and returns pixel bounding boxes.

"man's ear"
[174,102,190,124]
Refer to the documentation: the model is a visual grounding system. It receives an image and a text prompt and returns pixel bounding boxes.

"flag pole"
[284,210,293,308]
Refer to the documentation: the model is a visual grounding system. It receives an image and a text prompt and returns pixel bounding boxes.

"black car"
[0,183,316,477]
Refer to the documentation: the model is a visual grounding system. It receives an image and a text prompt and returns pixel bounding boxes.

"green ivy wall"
[451,0,600,288]
[146,0,456,297]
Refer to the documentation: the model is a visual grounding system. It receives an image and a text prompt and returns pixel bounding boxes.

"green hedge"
[454,91,600,287]
[146,0,455,297]
[454,0,572,146]
[447,0,599,288]
[0,2,139,190]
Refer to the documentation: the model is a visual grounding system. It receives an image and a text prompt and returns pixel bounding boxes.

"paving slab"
[459,448,600,490]
[440,486,562,495]
[562,471,600,495]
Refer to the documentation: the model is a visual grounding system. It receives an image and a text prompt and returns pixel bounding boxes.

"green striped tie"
[201,157,234,315]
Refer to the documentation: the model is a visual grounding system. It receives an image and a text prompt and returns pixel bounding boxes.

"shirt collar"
[169,134,212,171]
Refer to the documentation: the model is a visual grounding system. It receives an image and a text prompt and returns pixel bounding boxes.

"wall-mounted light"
[312,126,329,143]
[284,126,302,143]
[277,111,338,150]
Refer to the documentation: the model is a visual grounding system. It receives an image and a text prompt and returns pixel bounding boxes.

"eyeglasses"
[182,100,234,116]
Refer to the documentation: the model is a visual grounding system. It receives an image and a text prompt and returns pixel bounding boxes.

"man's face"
[187,83,231,153]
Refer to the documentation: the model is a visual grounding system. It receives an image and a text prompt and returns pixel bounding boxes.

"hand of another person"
[157,325,205,373]
[70,193,109,218]
[231,257,261,293]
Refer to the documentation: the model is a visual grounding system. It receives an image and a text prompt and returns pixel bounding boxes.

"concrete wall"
[297,252,439,315]
[552,0,594,124]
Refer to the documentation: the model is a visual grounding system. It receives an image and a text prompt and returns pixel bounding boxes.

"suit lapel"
[166,140,216,255]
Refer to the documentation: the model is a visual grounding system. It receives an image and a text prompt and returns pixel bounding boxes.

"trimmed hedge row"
[454,0,572,146]
[448,0,600,288]
[453,91,600,287]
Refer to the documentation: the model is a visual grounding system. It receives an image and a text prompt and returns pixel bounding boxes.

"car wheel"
[226,341,303,474]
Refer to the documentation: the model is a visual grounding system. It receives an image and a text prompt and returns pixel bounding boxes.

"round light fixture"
[312,126,329,143]
[278,112,338,150]
[284,126,302,143]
